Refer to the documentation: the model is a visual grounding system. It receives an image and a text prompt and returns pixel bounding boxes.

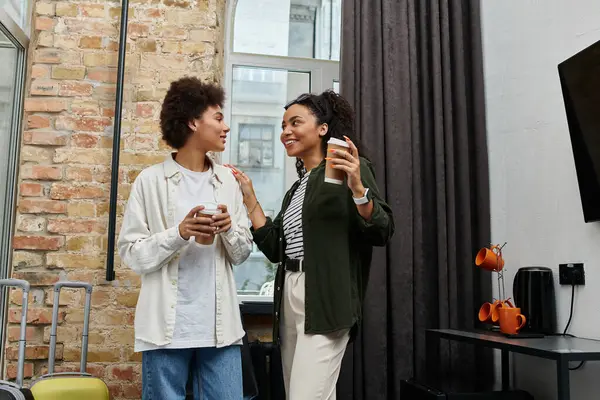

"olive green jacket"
[251,157,394,343]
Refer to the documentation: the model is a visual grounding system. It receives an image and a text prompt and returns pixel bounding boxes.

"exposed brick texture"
[7,0,226,397]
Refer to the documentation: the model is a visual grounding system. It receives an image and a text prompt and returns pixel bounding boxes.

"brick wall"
[6,0,226,398]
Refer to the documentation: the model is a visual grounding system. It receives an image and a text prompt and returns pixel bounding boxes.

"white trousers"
[280,271,350,400]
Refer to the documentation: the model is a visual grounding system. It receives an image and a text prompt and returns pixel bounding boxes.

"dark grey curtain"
[338,0,493,398]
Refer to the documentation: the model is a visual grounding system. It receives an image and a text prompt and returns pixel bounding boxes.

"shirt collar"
[163,152,223,186]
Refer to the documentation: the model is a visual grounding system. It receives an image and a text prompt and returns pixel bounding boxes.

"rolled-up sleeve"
[251,212,283,264]
[355,159,395,246]
[220,185,253,266]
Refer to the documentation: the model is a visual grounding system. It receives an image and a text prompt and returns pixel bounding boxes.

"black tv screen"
[558,39,600,222]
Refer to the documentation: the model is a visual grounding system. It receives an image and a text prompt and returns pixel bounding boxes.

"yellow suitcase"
[30,281,110,400]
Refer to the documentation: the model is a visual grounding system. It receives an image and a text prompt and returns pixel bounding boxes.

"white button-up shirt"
[117,154,253,351]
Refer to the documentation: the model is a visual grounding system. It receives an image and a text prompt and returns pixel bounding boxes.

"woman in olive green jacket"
[226,90,394,400]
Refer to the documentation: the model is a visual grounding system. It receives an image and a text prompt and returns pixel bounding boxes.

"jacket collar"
[163,152,223,186]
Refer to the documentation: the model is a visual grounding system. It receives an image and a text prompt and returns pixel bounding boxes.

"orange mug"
[478,299,514,324]
[498,306,526,335]
[475,245,505,271]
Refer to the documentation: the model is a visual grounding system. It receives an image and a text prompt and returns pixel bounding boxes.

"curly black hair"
[285,90,367,178]
[160,77,225,149]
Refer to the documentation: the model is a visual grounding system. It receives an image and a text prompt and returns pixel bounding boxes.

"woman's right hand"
[179,205,216,240]
[224,164,257,202]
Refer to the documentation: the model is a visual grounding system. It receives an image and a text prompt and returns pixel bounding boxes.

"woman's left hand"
[327,135,366,198]
[210,204,232,234]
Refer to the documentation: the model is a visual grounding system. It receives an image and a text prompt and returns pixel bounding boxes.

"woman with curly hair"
[226,90,395,399]
[118,77,253,399]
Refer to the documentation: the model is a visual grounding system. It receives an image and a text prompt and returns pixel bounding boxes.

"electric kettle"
[512,266,557,335]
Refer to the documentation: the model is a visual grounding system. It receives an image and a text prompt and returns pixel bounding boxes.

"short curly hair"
[160,77,225,149]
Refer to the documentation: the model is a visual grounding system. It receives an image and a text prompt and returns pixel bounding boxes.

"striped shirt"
[283,172,310,259]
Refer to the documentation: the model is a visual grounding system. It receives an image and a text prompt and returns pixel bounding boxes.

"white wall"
[481,1,600,399]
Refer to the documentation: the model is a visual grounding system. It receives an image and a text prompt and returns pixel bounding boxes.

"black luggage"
[248,340,285,400]
[241,333,259,398]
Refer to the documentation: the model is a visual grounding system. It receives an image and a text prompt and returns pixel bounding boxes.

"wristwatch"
[353,188,370,205]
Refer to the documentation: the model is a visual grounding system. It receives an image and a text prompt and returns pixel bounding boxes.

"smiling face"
[186,105,230,153]
[280,104,328,159]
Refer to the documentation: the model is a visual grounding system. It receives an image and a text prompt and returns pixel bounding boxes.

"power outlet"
[559,263,585,285]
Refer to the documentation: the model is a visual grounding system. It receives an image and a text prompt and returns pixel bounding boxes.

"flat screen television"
[558,39,600,222]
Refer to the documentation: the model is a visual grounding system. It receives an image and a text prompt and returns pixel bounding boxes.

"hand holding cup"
[210,204,232,234]
[325,136,365,197]
[178,205,217,243]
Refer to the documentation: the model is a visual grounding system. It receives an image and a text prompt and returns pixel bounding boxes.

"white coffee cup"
[325,137,350,185]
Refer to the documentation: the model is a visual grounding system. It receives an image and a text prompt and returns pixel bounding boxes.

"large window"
[0,7,28,361]
[224,0,341,301]
[233,0,340,61]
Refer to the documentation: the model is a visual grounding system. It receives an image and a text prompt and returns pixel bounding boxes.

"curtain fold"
[338,1,493,398]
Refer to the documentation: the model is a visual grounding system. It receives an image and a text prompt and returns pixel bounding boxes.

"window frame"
[0,7,29,373]
[1,0,33,37]
[223,0,339,303]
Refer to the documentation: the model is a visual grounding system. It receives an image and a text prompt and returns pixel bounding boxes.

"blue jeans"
[142,345,243,400]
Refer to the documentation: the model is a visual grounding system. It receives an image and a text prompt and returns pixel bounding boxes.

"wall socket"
[559,263,585,285]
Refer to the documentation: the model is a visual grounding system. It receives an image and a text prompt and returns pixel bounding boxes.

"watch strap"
[353,188,370,205]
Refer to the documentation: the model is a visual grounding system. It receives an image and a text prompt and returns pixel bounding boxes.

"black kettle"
[513,267,557,335]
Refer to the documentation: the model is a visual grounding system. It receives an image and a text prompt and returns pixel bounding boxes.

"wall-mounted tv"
[558,39,600,222]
